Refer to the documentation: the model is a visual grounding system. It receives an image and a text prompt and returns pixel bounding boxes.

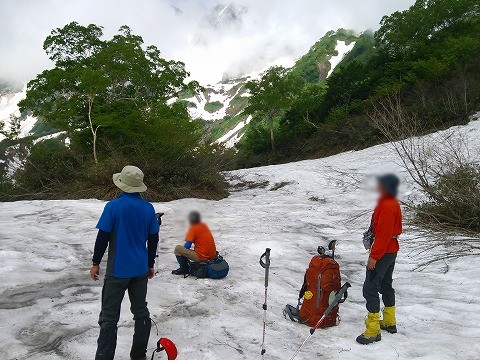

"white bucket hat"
[113,165,147,193]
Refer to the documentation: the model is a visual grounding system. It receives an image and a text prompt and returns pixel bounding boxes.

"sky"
[0,0,415,86]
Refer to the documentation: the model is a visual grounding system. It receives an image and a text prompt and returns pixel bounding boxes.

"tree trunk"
[269,115,275,151]
[93,127,99,164]
[88,96,99,164]
[460,71,468,116]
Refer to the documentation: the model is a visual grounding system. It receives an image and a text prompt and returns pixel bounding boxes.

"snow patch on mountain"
[181,41,356,147]
[328,40,356,77]
[183,58,298,147]
[184,80,245,121]
[0,89,36,141]
[32,131,66,145]
[216,115,252,147]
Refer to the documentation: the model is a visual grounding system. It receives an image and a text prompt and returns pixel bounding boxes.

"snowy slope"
[1,123,479,359]
[182,78,248,122]
[0,89,37,141]
[327,41,356,77]
[215,115,252,146]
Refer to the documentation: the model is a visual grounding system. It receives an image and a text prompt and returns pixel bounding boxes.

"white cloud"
[0,0,415,85]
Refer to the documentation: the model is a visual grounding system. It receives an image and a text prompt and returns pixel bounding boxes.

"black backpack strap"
[299,274,307,300]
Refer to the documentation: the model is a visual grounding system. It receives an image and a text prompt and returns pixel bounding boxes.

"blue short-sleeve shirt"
[97,193,159,278]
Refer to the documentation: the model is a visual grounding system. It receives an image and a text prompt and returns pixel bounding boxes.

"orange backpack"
[298,254,342,327]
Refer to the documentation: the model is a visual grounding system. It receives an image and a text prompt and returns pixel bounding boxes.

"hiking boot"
[380,306,397,333]
[171,267,189,275]
[380,324,397,333]
[172,256,189,275]
[356,312,381,345]
[356,333,381,344]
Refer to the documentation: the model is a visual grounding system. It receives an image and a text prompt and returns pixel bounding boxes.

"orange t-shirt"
[185,223,217,260]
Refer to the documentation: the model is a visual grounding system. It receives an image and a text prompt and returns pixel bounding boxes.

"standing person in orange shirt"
[357,174,402,345]
[172,211,217,275]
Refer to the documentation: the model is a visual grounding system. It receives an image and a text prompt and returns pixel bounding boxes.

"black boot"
[130,318,151,360]
[380,323,398,334]
[172,256,189,275]
[95,326,117,360]
[356,333,381,345]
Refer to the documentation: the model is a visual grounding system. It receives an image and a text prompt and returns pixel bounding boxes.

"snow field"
[0,120,479,359]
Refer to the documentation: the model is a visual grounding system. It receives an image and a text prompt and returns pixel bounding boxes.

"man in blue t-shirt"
[90,165,159,360]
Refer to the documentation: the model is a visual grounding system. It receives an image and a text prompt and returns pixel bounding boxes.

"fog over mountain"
[0,0,415,85]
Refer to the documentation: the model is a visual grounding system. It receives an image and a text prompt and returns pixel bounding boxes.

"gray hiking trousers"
[363,252,397,313]
[95,275,150,360]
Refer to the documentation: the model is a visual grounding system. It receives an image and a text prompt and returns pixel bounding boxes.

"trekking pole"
[289,282,351,360]
[259,248,271,358]
[155,213,164,275]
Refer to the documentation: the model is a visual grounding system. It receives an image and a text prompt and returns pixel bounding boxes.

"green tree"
[0,115,21,140]
[245,66,303,150]
[19,22,199,164]
[376,0,479,56]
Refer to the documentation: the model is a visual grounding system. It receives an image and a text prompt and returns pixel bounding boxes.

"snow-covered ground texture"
[0,89,37,141]
[1,120,479,360]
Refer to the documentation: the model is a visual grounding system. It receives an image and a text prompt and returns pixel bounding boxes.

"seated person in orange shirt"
[172,211,217,275]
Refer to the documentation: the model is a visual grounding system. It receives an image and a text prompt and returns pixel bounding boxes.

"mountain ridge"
[0,28,366,150]
[177,28,365,147]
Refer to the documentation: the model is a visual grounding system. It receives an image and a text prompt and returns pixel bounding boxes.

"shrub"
[14,138,79,197]
[176,100,197,109]
[204,101,223,113]
[417,164,480,231]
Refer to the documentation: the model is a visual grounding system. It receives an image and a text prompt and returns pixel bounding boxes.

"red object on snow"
[158,338,178,360]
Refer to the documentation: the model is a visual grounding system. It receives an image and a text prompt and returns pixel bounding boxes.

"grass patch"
[270,181,294,191]
[226,82,245,97]
[226,95,249,117]
[204,101,223,113]
[177,100,197,109]
[231,179,270,191]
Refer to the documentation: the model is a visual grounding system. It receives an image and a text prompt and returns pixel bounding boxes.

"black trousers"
[96,274,150,360]
[363,252,397,313]
[98,274,150,327]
